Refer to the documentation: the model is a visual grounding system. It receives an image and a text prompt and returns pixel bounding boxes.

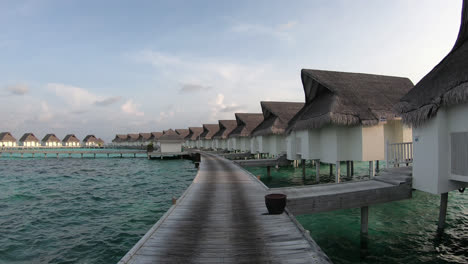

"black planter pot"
[265,193,287,214]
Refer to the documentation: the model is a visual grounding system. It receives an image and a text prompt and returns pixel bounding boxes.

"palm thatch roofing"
[252,101,304,136]
[187,127,204,140]
[138,133,152,141]
[0,132,16,142]
[96,138,105,145]
[42,134,61,143]
[151,132,163,140]
[287,69,414,132]
[19,133,40,143]
[83,135,98,143]
[200,124,220,140]
[128,134,140,142]
[159,129,183,141]
[112,134,127,143]
[228,113,264,138]
[175,129,190,139]
[395,1,468,126]
[63,134,80,143]
[213,120,237,139]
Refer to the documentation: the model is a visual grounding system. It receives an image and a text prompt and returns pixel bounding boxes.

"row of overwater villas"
[176,3,468,198]
[0,133,105,148]
[111,130,190,152]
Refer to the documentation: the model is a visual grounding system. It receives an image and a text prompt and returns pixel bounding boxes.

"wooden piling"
[351,161,354,176]
[346,161,351,177]
[335,161,341,183]
[301,159,306,179]
[361,206,369,234]
[369,161,374,178]
[315,159,320,182]
[438,193,448,230]
[267,166,271,177]
[376,160,380,173]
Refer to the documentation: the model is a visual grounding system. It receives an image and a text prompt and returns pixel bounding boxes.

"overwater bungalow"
[185,127,203,148]
[175,129,190,139]
[251,101,304,157]
[394,0,468,201]
[19,133,40,147]
[112,134,127,146]
[159,129,184,153]
[138,133,152,146]
[151,132,163,146]
[62,134,80,147]
[83,135,99,147]
[212,120,237,150]
[96,138,105,147]
[0,132,17,148]
[127,134,140,147]
[227,113,264,152]
[199,124,220,150]
[41,134,62,147]
[286,69,413,180]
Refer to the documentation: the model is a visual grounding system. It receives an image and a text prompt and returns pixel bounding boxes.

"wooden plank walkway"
[119,153,331,264]
[0,149,147,158]
[234,155,290,167]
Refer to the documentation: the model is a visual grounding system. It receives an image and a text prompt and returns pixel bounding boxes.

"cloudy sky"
[0,0,463,142]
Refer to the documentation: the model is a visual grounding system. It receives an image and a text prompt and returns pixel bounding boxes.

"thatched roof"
[63,134,80,143]
[138,133,152,141]
[187,127,204,140]
[228,113,264,138]
[159,129,183,141]
[200,124,220,140]
[252,101,304,136]
[42,134,61,143]
[19,133,39,143]
[83,135,98,143]
[96,138,105,145]
[112,134,127,142]
[0,132,16,142]
[395,1,468,126]
[151,132,163,140]
[213,120,237,139]
[175,129,190,138]
[128,134,140,142]
[287,69,413,132]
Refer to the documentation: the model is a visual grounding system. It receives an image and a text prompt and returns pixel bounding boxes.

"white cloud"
[47,83,121,109]
[121,99,144,116]
[38,101,53,122]
[6,83,29,95]
[230,20,297,42]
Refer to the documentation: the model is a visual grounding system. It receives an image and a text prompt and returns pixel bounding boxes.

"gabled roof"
[151,132,163,140]
[42,134,61,143]
[395,1,468,126]
[159,129,183,141]
[128,134,140,142]
[175,129,190,139]
[252,102,304,136]
[228,113,264,138]
[83,135,98,143]
[200,124,220,140]
[213,120,237,139]
[112,134,127,142]
[19,133,40,142]
[96,138,105,144]
[287,69,413,132]
[138,133,152,141]
[63,134,80,143]
[0,132,16,142]
[186,127,204,140]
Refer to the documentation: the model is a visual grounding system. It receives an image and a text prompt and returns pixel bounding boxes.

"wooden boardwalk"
[0,149,147,158]
[119,153,330,264]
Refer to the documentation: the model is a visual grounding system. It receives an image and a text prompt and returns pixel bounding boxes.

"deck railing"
[385,141,413,168]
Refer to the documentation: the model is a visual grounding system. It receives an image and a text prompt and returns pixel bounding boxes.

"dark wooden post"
[329,164,333,176]
[315,159,320,182]
[351,161,354,176]
[438,193,448,230]
[301,159,306,179]
[361,206,369,234]
[267,166,271,177]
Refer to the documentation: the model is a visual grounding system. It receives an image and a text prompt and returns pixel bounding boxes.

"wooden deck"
[0,149,147,158]
[119,153,331,264]
[234,154,290,167]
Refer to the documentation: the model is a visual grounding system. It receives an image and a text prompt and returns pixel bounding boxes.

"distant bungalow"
[96,138,105,147]
[175,129,190,139]
[159,129,184,153]
[212,120,237,150]
[151,132,163,146]
[199,124,220,150]
[286,69,413,181]
[0,132,17,148]
[127,134,140,146]
[251,101,304,157]
[41,134,62,147]
[185,127,203,148]
[138,133,152,146]
[63,134,80,147]
[112,134,127,146]
[19,133,40,147]
[395,0,468,196]
[83,135,99,147]
[227,113,264,152]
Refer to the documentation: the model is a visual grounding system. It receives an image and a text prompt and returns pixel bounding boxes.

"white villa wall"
[361,125,384,161]
[239,137,250,152]
[160,142,182,153]
[250,136,262,153]
[1,141,17,147]
[413,104,468,194]
[21,141,39,147]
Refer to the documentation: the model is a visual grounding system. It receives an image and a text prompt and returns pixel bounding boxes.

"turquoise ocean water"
[0,156,196,263]
[247,162,468,263]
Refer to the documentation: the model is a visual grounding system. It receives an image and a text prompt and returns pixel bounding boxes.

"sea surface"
[0,156,196,264]
[247,162,468,264]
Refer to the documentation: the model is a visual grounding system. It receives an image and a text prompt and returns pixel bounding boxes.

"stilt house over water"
[395,0,468,195]
[212,120,237,150]
[175,129,190,140]
[159,129,184,153]
[62,134,80,147]
[251,101,304,157]
[138,133,152,146]
[112,134,127,146]
[41,134,61,147]
[185,127,203,148]
[199,124,220,150]
[286,69,413,180]
[0,132,17,148]
[19,133,40,147]
[96,138,105,147]
[151,132,163,146]
[83,135,98,147]
[227,113,264,152]
[127,134,140,147]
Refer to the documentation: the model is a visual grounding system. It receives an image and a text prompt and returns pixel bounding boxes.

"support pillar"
[369,161,374,178]
[301,159,306,179]
[438,193,448,231]
[81,153,83,158]
[267,166,271,178]
[335,161,341,183]
[351,161,354,176]
[56,153,59,159]
[361,206,369,234]
[134,153,136,158]
[315,159,320,182]
[376,160,380,173]
[329,164,333,176]
[120,153,122,158]
[346,161,351,177]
